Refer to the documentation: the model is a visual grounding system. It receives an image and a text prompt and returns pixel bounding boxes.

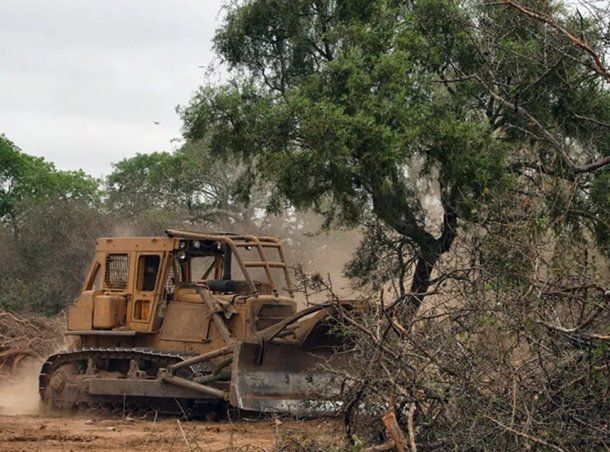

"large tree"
[0,134,103,313]
[0,134,100,235]
[179,2,609,446]
[105,141,262,229]
[181,0,609,317]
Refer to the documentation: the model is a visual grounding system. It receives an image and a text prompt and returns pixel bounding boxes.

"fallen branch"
[361,440,396,452]
[538,321,610,341]
[0,311,64,373]
[407,404,417,452]
[176,419,191,452]
[382,410,408,452]
[487,416,565,452]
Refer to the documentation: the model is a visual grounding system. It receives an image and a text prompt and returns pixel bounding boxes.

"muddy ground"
[0,413,341,451]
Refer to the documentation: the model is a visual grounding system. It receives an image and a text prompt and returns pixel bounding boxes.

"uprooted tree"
[181,0,609,448]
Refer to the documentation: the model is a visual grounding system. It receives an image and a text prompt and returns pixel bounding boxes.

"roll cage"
[165,229,294,298]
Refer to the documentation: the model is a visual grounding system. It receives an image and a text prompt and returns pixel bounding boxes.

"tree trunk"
[392,208,457,323]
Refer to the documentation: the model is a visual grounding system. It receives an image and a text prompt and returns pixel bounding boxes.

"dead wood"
[0,311,64,374]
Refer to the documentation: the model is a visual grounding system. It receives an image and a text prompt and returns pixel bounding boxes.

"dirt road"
[0,413,341,451]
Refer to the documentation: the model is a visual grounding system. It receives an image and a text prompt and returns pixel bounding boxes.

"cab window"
[104,254,129,290]
[190,256,218,281]
[137,255,160,292]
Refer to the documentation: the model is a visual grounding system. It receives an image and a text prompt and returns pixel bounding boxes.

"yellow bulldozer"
[39,229,348,415]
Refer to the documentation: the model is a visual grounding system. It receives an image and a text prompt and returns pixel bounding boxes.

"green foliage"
[0,134,100,227]
[0,134,271,314]
[0,135,103,313]
[182,0,609,293]
[183,0,516,263]
[0,134,103,313]
[105,151,180,214]
[105,141,255,227]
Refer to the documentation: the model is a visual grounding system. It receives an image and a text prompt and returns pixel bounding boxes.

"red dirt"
[0,413,342,451]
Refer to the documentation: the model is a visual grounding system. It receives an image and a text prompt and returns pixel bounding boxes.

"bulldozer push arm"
[158,301,344,411]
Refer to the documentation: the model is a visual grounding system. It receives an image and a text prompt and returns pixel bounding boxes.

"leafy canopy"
[182,0,609,269]
[0,134,100,226]
[182,0,513,262]
[105,141,255,226]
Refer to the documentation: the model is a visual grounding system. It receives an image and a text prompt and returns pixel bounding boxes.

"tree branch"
[487,1,610,83]
[472,74,610,174]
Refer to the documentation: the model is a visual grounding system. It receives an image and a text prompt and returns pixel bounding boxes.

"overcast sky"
[0,0,225,177]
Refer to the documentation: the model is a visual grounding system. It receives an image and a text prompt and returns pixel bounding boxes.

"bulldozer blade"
[230,341,346,414]
[229,304,352,416]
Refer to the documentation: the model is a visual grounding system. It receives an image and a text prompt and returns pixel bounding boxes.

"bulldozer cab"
[67,230,295,335]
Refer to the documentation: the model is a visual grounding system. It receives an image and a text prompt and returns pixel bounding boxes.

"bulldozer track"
[39,348,223,415]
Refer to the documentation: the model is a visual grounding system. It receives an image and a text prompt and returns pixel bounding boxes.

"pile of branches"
[320,231,610,450]
[302,206,609,450]
[0,311,64,376]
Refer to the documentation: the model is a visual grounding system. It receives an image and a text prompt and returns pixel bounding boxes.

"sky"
[0,0,226,177]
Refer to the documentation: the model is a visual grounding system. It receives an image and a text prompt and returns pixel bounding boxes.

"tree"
[181,6,610,444]
[105,141,262,229]
[181,0,609,319]
[0,134,103,313]
[0,134,100,235]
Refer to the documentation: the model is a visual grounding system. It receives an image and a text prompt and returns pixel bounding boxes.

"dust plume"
[0,358,42,416]
[0,312,65,416]
[272,213,363,304]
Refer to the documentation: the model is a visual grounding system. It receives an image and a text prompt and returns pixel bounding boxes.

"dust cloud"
[282,220,363,305]
[0,359,42,416]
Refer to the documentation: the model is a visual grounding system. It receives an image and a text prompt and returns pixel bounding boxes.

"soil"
[0,357,342,451]
[0,413,342,451]
[0,319,344,451]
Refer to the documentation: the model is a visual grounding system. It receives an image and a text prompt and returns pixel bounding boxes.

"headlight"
[179,240,186,249]
[193,240,201,249]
